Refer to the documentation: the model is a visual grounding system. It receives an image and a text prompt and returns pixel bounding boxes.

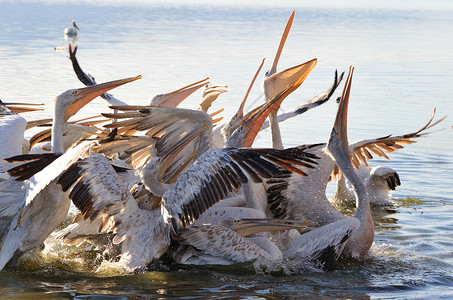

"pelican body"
[64,21,80,37]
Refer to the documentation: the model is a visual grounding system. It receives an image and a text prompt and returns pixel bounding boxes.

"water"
[1,0,453,298]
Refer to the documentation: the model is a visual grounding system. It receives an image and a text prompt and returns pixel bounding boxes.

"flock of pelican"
[0,13,445,274]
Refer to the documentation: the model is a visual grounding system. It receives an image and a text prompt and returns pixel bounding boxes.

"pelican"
[333,164,401,206]
[322,67,374,258]
[64,20,79,37]
[53,87,320,272]
[0,75,141,270]
[263,11,317,149]
[263,67,444,257]
[55,139,318,272]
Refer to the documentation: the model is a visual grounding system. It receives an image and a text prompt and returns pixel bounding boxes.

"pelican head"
[57,75,142,122]
[150,77,210,107]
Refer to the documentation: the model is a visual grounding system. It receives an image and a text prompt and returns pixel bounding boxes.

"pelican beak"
[5,102,44,114]
[151,77,210,107]
[74,22,80,31]
[199,88,226,112]
[332,66,354,153]
[234,218,307,237]
[265,58,317,113]
[269,11,295,76]
[64,75,141,122]
[29,128,52,149]
[221,58,266,141]
[156,123,207,182]
[239,84,296,147]
[25,118,53,130]
[236,58,266,120]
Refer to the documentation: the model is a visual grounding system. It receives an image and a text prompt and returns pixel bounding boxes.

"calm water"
[1,1,452,299]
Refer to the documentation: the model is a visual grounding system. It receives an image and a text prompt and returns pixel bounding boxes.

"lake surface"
[0,0,452,299]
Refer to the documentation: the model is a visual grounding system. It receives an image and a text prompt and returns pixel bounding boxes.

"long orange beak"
[151,77,209,107]
[229,84,296,148]
[333,66,354,153]
[268,11,295,76]
[265,58,317,113]
[64,75,141,121]
[5,102,44,114]
[237,58,266,120]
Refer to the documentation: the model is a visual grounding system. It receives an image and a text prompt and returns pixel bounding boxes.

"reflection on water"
[1,0,453,298]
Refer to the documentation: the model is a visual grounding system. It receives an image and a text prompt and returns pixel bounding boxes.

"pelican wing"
[162,146,319,228]
[283,218,360,271]
[68,44,128,107]
[331,109,445,179]
[102,106,213,171]
[177,224,274,264]
[69,44,97,87]
[57,153,133,230]
[56,154,170,268]
[14,141,95,226]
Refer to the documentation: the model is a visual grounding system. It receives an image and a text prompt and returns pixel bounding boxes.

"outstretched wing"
[162,146,319,228]
[331,109,445,180]
[56,154,170,268]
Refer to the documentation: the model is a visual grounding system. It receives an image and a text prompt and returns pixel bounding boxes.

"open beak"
[234,218,307,237]
[64,75,141,121]
[332,66,354,153]
[265,58,317,113]
[5,102,44,114]
[237,84,296,147]
[156,123,207,182]
[236,58,266,120]
[202,85,228,97]
[28,129,52,148]
[25,118,53,130]
[268,11,295,76]
[151,77,209,107]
